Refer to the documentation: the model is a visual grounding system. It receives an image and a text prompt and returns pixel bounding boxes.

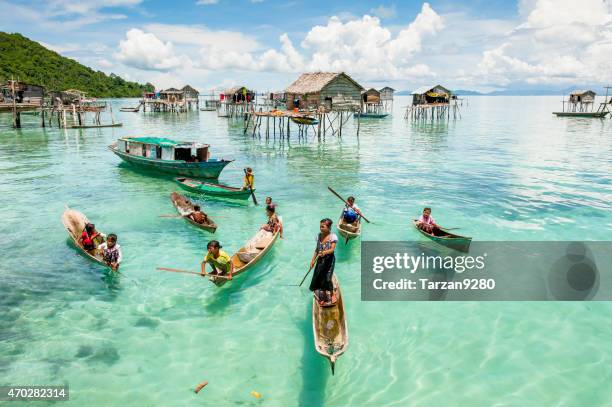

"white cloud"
[144,24,260,52]
[478,0,612,86]
[112,3,445,88]
[301,3,443,79]
[196,0,218,5]
[115,29,183,71]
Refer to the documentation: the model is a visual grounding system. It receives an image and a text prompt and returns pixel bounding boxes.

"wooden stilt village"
[1,80,121,129]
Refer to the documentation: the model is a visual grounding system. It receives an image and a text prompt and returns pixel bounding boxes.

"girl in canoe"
[416,207,439,235]
[201,240,233,280]
[261,205,283,238]
[79,223,102,251]
[309,218,338,306]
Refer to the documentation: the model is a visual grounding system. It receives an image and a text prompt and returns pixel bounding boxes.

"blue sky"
[2,0,611,92]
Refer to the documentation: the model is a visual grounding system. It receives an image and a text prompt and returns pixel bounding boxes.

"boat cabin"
[117,137,210,162]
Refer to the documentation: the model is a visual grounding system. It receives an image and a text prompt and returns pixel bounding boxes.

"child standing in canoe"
[201,240,233,280]
[242,167,254,190]
[309,218,338,305]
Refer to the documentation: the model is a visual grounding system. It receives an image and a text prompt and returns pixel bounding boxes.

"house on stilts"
[218,86,255,118]
[405,84,460,120]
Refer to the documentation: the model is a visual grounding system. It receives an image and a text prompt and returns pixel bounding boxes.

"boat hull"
[209,227,280,287]
[291,117,319,125]
[109,146,232,178]
[412,220,471,252]
[170,192,217,233]
[312,274,348,374]
[61,208,110,269]
[353,113,389,118]
[175,177,253,199]
[337,217,361,241]
[553,111,609,118]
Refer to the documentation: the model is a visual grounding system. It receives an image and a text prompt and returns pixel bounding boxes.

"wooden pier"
[243,105,360,141]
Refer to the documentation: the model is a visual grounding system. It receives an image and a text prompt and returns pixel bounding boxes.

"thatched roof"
[412,85,451,96]
[181,85,199,94]
[224,86,249,95]
[569,90,595,96]
[379,86,395,92]
[285,72,364,94]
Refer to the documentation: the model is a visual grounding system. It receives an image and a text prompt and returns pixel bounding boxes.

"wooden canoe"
[336,217,361,241]
[175,177,253,200]
[291,116,319,126]
[61,208,109,268]
[353,112,389,118]
[412,219,472,252]
[312,274,348,374]
[552,111,609,118]
[170,192,217,233]
[209,223,281,287]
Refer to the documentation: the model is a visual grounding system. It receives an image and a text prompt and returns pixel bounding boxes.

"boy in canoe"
[97,234,122,271]
[201,240,233,280]
[416,207,438,235]
[310,218,338,306]
[340,196,361,233]
[242,167,254,190]
[189,205,209,224]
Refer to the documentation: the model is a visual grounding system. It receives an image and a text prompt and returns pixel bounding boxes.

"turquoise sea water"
[0,96,611,406]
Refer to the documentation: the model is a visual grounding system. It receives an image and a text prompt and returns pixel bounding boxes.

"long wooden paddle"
[244,168,258,205]
[298,255,319,287]
[328,186,370,223]
[156,267,231,279]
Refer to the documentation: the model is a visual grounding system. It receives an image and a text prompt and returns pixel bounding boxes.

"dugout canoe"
[209,222,281,287]
[552,111,609,118]
[312,274,348,374]
[170,192,217,233]
[336,217,361,241]
[353,112,389,118]
[175,177,253,200]
[291,116,319,125]
[412,219,472,252]
[61,208,109,268]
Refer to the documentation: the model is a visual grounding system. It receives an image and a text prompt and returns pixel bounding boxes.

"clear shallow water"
[0,96,611,406]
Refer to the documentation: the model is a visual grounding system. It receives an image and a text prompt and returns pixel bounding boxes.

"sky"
[2,0,612,92]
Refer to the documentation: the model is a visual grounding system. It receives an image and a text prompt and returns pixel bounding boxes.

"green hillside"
[0,32,154,97]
